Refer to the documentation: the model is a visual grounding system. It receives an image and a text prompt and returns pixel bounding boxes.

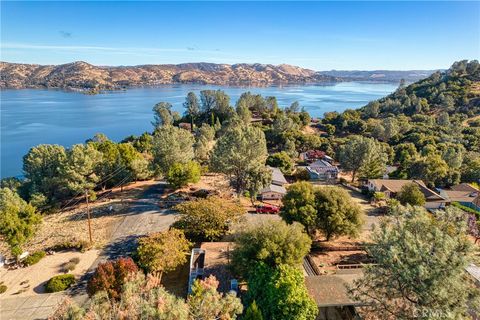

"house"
[300,150,333,163]
[440,183,480,212]
[307,159,339,181]
[259,184,287,200]
[260,166,288,200]
[366,179,446,209]
[305,270,364,320]
[188,242,237,294]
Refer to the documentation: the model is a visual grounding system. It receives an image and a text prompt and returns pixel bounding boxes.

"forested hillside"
[321,60,480,186]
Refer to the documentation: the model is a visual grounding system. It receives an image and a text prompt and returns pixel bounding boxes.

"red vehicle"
[256,204,280,214]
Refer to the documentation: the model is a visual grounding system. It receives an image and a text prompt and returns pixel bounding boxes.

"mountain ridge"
[0,61,436,91]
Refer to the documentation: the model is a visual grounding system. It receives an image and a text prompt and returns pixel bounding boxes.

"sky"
[1,1,479,70]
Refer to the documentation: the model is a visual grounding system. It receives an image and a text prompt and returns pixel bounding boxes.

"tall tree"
[61,144,102,197]
[23,144,67,209]
[337,135,388,182]
[152,102,175,128]
[281,183,363,240]
[349,206,478,319]
[183,92,200,131]
[0,188,42,255]
[314,187,363,240]
[152,125,194,175]
[210,125,268,195]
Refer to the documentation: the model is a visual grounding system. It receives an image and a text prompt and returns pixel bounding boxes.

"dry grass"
[0,180,158,258]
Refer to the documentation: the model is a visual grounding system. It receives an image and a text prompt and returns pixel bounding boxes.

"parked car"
[256,204,280,214]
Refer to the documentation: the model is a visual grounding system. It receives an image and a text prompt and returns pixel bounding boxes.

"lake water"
[1,82,396,178]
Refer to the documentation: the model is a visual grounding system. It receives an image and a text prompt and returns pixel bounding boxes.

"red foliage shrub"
[87,257,138,299]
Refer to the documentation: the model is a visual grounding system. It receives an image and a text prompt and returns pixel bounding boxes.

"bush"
[0,284,7,294]
[51,240,90,252]
[45,274,76,292]
[87,257,138,299]
[23,250,46,266]
[166,161,201,189]
[452,202,480,216]
[63,262,77,272]
[69,257,80,264]
[294,168,310,181]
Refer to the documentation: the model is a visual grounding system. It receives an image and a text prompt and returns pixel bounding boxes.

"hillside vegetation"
[321,60,480,186]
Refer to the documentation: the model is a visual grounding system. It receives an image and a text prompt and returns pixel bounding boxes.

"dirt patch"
[0,180,158,259]
[0,249,100,298]
[309,250,371,273]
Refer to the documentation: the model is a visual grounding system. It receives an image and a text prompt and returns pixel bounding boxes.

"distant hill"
[0,61,340,91]
[0,61,436,91]
[318,70,439,83]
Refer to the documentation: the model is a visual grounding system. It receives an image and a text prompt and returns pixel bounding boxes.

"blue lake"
[1,82,396,178]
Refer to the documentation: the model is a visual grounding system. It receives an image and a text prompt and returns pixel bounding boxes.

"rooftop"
[199,242,235,293]
[305,270,364,307]
[260,184,287,194]
[268,166,288,185]
[369,179,445,201]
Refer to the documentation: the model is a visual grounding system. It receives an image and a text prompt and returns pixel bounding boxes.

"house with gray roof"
[260,166,288,200]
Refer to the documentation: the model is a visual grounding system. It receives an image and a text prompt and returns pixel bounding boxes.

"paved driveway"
[1,182,178,320]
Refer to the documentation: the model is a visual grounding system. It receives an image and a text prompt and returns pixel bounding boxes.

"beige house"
[260,166,288,200]
[366,179,446,209]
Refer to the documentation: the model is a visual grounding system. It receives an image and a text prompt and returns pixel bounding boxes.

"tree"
[408,155,449,187]
[349,206,479,319]
[61,144,102,196]
[210,125,268,195]
[194,124,215,164]
[188,275,243,320]
[231,219,311,278]
[244,301,264,320]
[86,257,139,299]
[184,92,200,131]
[173,197,244,241]
[136,229,191,279]
[245,166,272,206]
[314,186,363,241]
[280,182,317,236]
[54,272,190,320]
[461,152,480,183]
[152,125,194,175]
[281,183,363,240]
[152,102,175,128]
[23,144,67,209]
[0,188,42,255]
[266,152,294,175]
[396,182,426,206]
[247,263,318,320]
[337,135,388,182]
[166,161,201,189]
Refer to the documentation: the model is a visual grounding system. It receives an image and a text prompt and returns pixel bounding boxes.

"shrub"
[23,250,46,266]
[69,257,80,264]
[166,161,201,189]
[63,262,77,272]
[0,284,7,294]
[294,168,310,181]
[51,239,90,252]
[87,257,138,299]
[45,274,76,292]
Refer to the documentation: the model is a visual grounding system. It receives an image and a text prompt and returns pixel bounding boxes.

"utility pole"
[85,190,93,244]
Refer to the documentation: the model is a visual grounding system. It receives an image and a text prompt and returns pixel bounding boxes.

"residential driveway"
[1,182,178,320]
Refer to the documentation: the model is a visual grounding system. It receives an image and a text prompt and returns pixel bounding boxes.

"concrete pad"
[30,306,55,320]
[0,296,29,311]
